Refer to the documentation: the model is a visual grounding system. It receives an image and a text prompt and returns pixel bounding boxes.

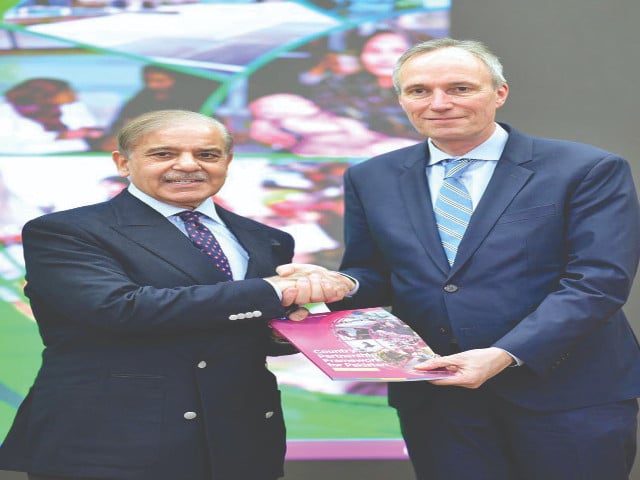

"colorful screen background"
[0,0,450,459]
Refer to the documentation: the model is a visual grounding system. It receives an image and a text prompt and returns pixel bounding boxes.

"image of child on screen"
[0,77,104,154]
[298,48,363,87]
[247,93,416,157]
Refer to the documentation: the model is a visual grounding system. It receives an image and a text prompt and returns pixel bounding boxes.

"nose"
[174,153,200,170]
[430,90,452,110]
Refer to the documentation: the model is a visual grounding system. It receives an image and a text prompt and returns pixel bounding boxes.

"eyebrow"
[144,146,224,154]
[402,80,478,91]
[144,145,175,153]
[402,83,426,91]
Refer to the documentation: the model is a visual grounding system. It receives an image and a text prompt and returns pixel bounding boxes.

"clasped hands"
[267,263,355,321]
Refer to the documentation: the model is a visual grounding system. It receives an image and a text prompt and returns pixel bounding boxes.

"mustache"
[163,173,209,182]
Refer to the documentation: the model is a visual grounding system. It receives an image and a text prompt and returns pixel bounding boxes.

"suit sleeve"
[493,154,640,375]
[331,167,393,310]
[22,216,292,336]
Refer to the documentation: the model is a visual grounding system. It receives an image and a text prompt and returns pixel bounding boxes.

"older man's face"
[112,123,232,210]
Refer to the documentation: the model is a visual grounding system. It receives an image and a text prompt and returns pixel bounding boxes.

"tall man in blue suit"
[282,38,640,479]
[0,109,349,480]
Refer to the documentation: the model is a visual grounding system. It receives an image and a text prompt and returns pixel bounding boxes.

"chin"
[163,192,203,206]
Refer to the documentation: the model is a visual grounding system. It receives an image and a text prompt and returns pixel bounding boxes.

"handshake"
[266,263,355,321]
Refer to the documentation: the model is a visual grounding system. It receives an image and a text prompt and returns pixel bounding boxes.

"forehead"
[135,123,224,150]
[400,47,491,82]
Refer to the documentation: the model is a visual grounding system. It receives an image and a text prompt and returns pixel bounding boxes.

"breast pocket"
[495,204,556,225]
[483,203,563,274]
[499,204,566,281]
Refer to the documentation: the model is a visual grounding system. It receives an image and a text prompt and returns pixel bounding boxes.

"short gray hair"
[392,38,507,94]
[117,109,234,156]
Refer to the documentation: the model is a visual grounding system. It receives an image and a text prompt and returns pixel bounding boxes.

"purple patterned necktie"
[178,210,233,280]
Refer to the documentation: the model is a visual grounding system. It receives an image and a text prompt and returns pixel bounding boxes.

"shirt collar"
[127,183,223,223]
[427,123,509,166]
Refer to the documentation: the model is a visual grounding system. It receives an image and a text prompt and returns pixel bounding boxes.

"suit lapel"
[109,192,230,284]
[399,144,450,275]
[450,127,534,275]
[216,205,277,279]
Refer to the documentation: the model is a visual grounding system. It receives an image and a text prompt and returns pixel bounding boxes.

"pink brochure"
[270,307,454,382]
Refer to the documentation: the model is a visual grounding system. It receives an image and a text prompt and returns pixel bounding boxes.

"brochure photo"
[270,307,455,382]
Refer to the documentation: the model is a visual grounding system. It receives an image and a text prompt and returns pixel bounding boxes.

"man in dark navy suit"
[0,109,348,480]
[282,38,640,479]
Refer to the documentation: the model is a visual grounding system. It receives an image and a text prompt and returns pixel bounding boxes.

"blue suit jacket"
[334,125,640,411]
[0,190,296,479]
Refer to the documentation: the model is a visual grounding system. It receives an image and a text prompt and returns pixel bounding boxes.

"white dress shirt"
[127,184,249,280]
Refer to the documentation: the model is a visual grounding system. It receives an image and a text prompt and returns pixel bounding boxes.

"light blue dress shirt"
[426,123,509,208]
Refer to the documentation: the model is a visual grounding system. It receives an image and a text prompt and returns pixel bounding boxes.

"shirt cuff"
[263,278,282,300]
[338,273,359,297]
[496,348,524,367]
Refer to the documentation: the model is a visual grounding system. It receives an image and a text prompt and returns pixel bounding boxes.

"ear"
[495,83,509,109]
[112,151,131,177]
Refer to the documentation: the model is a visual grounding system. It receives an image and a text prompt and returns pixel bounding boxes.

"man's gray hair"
[117,109,234,156]
[392,38,507,94]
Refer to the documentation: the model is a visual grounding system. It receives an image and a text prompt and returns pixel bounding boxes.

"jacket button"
[443,284,458,293]
[438,327,450,335]
[265,411,274,419]
[184,411,197,420]
[197,361,207,369]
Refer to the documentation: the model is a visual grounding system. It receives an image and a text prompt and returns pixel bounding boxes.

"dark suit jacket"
[333,124,640,412]
[0,190,296,480]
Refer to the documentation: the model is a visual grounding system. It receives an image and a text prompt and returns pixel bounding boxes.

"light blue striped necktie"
[434,158,475,267]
